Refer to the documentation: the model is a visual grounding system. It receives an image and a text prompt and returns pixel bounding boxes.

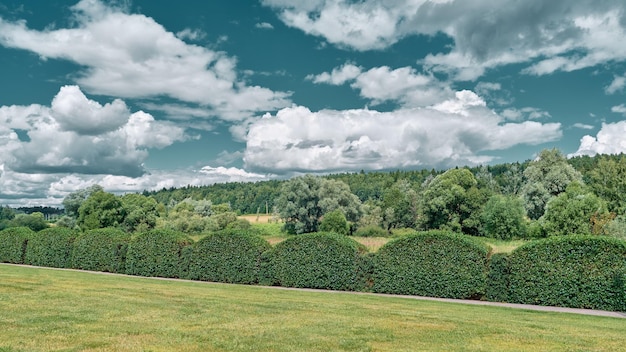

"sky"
[1,0,626,207]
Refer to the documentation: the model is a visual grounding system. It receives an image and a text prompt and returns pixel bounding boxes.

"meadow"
[1,264,625,352]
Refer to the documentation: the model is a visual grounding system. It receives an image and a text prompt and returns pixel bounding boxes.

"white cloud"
[570,121,626,157]
[0,86,187,178]
[244,91,562,173]
[0,0,290,121]
[572,123,594,130]
[500,107,551,121]
[263,0,626,80]
[309,64,453,107]
[611,104,626,115]
[605,75,626,94]
[255,22,274,30]
[175,28,206,41]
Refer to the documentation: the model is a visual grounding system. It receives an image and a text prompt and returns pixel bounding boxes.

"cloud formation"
[0,0,290,120]
[570,121,626,157]
[244,91,562,173]
[263,0,626,80]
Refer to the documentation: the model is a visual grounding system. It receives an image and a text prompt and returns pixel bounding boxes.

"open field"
[1,265,625,352]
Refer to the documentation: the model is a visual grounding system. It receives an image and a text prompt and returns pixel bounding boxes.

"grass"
[1,265,625,351]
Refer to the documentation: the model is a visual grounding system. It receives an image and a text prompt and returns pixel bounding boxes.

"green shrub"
[125,229,193,278]
[71,228,131,273]
[486,253,510,302]
[319,210,349,235]
[354,225,388,238]
[0,227,34,264]
[372,231,490,299]
[264,232,368,291]
[188,229,271,284]
[25,227,79,268]
[508,235,626,311]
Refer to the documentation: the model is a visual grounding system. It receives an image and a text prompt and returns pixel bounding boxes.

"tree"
[275,175,362,234]
[77,190,125,231]
[420,168,488,235]
[542,182,609,236]
[480,195,527,240]
[587,154,626,215]
[319,210,349,235]
[0,206,15,230]
[9,212,48,231]
[62,185,104,218]
[521,149,582,220]
[381,180,419,229]
[120,194,159,233]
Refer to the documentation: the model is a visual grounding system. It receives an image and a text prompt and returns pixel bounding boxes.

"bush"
[508,235,626,311]
[354,225,389,238]
[486,253,510,302]
[264,232,368,291]
[188,229,271,284]
[372,231,490,299]
[319,210,349,235]
[71,228,131,273]
[25,227,79,268]
[125,229,193,278]
[480,195,527,240]
[0,227,34,264]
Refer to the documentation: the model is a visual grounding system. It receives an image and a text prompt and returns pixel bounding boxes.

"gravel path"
[3,263,625,319]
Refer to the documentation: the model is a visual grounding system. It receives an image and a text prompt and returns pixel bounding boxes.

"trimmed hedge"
[264,232,367,291]
[188,229,271,284]
[372,231,490,299]
[24,227,79,268]
[125,229,193,278]
[486,253,510,302]
[0,227,34,264]
[71,228,131,273]
[508,235,626,311]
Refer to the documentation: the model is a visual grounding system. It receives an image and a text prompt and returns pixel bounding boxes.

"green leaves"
[70,228,131,273]
[125,229,193,278]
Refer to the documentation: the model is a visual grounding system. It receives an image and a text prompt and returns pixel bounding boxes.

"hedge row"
[2,227,625,311]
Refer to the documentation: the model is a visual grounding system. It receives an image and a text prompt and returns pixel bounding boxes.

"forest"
[1,148,625,241]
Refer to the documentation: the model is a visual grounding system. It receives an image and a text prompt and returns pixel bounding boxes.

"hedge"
[125,229,193,278]
[188,229,271,284]
[508,235,626,311]
[71,228,131,273]
[372,231,490,299]
[485,253,510,302]
[0,227,34,264]
[264,232,367,291]
[24,227,79,268]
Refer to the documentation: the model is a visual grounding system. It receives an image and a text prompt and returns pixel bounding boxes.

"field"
[1,265,625,351]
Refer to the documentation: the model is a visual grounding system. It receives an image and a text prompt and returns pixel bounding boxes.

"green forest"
[2,148,626,241]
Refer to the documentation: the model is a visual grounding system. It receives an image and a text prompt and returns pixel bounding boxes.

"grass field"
[1,265,625,351]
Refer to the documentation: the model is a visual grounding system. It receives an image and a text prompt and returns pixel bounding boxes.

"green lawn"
[1,265,625,351]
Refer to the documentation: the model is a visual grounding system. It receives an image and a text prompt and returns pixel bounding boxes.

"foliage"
[24,227,79,268]
[188,229,271,284]
[480,195,527,240]
[485,253,510,302]
[354,225,389,238]
[420,169,488,235]
[264,232,367,291]
[70,228,131,273]
[319,209,349,235]
[372,231,490,299]
[381,180,420,229]
[62,184,104,217]
[0,227,34,264]
[587,154,626,214]
[120,194,159,233]
[276,175,362,234]
[542,182,609,237]
[508,235,626,311]
[55,215,78,229]
[77,190,125,231]
[521,149,582,220]
[606,215,626,240]
[8,212,49,231]
[125,229,193,278]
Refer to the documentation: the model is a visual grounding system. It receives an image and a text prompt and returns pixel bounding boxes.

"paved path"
[3,263,625,319]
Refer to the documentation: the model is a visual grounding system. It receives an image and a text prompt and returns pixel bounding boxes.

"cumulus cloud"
[0,0,290,120]
[244,91,562,173]
[605,75,626,94]
[309,64,453,107]
[263,0,626,80]
[255,22,274,30]
[570,121,626,157]
[0,86,186,178]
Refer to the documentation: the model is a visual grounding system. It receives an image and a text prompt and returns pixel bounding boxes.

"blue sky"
[1,0,626,206]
